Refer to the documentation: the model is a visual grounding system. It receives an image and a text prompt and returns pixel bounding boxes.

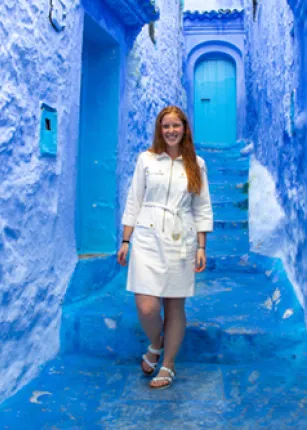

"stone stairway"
[1,142,307,429]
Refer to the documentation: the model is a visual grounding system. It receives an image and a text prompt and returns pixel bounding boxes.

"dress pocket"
[135,205,156,228]
[145,168,165,190]
[132,224,158,254]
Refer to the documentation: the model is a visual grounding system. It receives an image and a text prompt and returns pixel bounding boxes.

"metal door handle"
[201,98,210,101]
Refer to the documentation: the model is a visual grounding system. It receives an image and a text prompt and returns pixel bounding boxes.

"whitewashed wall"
[184,0,243,11]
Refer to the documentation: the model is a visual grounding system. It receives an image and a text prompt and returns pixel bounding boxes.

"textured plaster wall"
[0,0,84,402]
[184,0,243,11]
[118,0,186,222]
[245,0,307,312]
[0,0,185,403]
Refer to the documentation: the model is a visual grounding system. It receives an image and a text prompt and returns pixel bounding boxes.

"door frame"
[186,41,245,143]
[194,53,237,147]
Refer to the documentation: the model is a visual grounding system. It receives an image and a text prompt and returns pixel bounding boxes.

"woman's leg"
[135,294,164,373]
[150,297,186,387]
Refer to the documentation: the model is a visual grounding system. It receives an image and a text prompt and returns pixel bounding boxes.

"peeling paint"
[29,391,52,404]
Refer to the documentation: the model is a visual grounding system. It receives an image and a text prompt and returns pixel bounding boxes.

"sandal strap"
[151,376,172,382]
[160,366,175,378]
[148,344,164,355]
[142,354,158,370]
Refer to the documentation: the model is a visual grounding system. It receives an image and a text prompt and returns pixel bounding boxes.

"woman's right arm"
[118,153,146,266]
[117,225,134,266]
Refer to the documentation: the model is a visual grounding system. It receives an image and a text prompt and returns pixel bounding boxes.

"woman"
[117,106,213,390]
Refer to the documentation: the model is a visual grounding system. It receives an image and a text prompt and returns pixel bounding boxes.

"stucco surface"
[244,0,307,314]
[0,0,186,404]
[0,0,84,402]
[249,157,286,257]
[184,0,243,11]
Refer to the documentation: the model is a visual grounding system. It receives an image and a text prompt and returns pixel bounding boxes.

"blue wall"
[0,0,84,403]
[244,0,307,317]
[0,0,161,404]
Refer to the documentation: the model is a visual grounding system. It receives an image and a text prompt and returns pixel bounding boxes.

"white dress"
[122,151,213,297]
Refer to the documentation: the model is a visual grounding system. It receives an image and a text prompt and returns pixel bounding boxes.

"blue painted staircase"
[1,142,307,429]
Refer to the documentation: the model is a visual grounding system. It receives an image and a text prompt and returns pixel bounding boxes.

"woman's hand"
[195,248,206,272]
[117,243,129,266]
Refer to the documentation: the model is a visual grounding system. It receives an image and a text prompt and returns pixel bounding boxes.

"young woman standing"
[118,106,213,390]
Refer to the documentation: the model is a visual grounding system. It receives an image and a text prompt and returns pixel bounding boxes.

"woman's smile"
[161,113,184,148]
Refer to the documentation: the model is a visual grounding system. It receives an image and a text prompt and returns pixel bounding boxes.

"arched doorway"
[194,55,237,148]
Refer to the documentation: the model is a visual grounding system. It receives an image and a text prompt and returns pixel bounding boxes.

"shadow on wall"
[76,13,120,256]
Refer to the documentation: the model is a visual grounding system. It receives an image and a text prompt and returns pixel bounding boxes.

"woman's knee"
[135,295,160,319]
[163,298,185,313]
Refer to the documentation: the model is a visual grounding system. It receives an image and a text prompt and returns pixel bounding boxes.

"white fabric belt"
[142,201,192,259]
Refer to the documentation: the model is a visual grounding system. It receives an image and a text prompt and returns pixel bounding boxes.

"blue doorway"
[76,14,120,255]
[194,56,237,148]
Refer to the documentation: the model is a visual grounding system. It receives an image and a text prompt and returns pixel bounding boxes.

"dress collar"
[155,152,183,161]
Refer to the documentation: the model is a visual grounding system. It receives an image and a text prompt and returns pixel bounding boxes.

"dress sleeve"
[121,152,146,227]
[191,157,213,232]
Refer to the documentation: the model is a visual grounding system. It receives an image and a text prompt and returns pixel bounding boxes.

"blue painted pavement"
[1,142,307,429]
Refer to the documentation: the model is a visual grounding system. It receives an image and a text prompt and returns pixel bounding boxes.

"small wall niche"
[39,103,58,156]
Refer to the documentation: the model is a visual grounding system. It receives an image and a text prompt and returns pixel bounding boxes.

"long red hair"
[149,106,202,195]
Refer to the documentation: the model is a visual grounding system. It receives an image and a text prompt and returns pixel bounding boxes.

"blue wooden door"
[194,57,236,147]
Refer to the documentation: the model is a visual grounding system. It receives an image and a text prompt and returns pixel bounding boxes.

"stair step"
[3,353,307,429]
[207,229,249,256]
[210,187,248,204]
[209,229,248,241]
[204,155,249,166]
[213,199,248,209]
[61,267,305,364]
[209,170,249,183]
[210,181,248,192]
[210,165,249,174]
[207,248,249,257]
[213,206,248,221]
[209,181,248,193]
[180,323,306,364]
[63,307,305,365]
[196,140,247,153]
[209,175,248,186]
[205,253,277,273]
[214,220,248,230]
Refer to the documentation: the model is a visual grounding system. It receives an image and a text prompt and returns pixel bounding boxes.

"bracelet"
[198,246,205,249]
[122,240,130,245]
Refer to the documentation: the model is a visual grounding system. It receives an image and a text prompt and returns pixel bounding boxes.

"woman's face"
[161,113,184,150]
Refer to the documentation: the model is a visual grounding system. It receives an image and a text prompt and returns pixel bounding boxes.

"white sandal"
[150,366,176,390]
[141,344,164,376]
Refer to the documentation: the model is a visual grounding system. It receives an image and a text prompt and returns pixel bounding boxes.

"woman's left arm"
[195,232,207,272]
[192,158,213,272]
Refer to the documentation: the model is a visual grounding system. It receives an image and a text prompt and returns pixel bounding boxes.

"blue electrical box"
[40,103,58,156]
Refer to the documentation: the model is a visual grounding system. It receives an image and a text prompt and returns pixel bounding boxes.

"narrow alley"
[2,141,307,428]
[1,0,307,429]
